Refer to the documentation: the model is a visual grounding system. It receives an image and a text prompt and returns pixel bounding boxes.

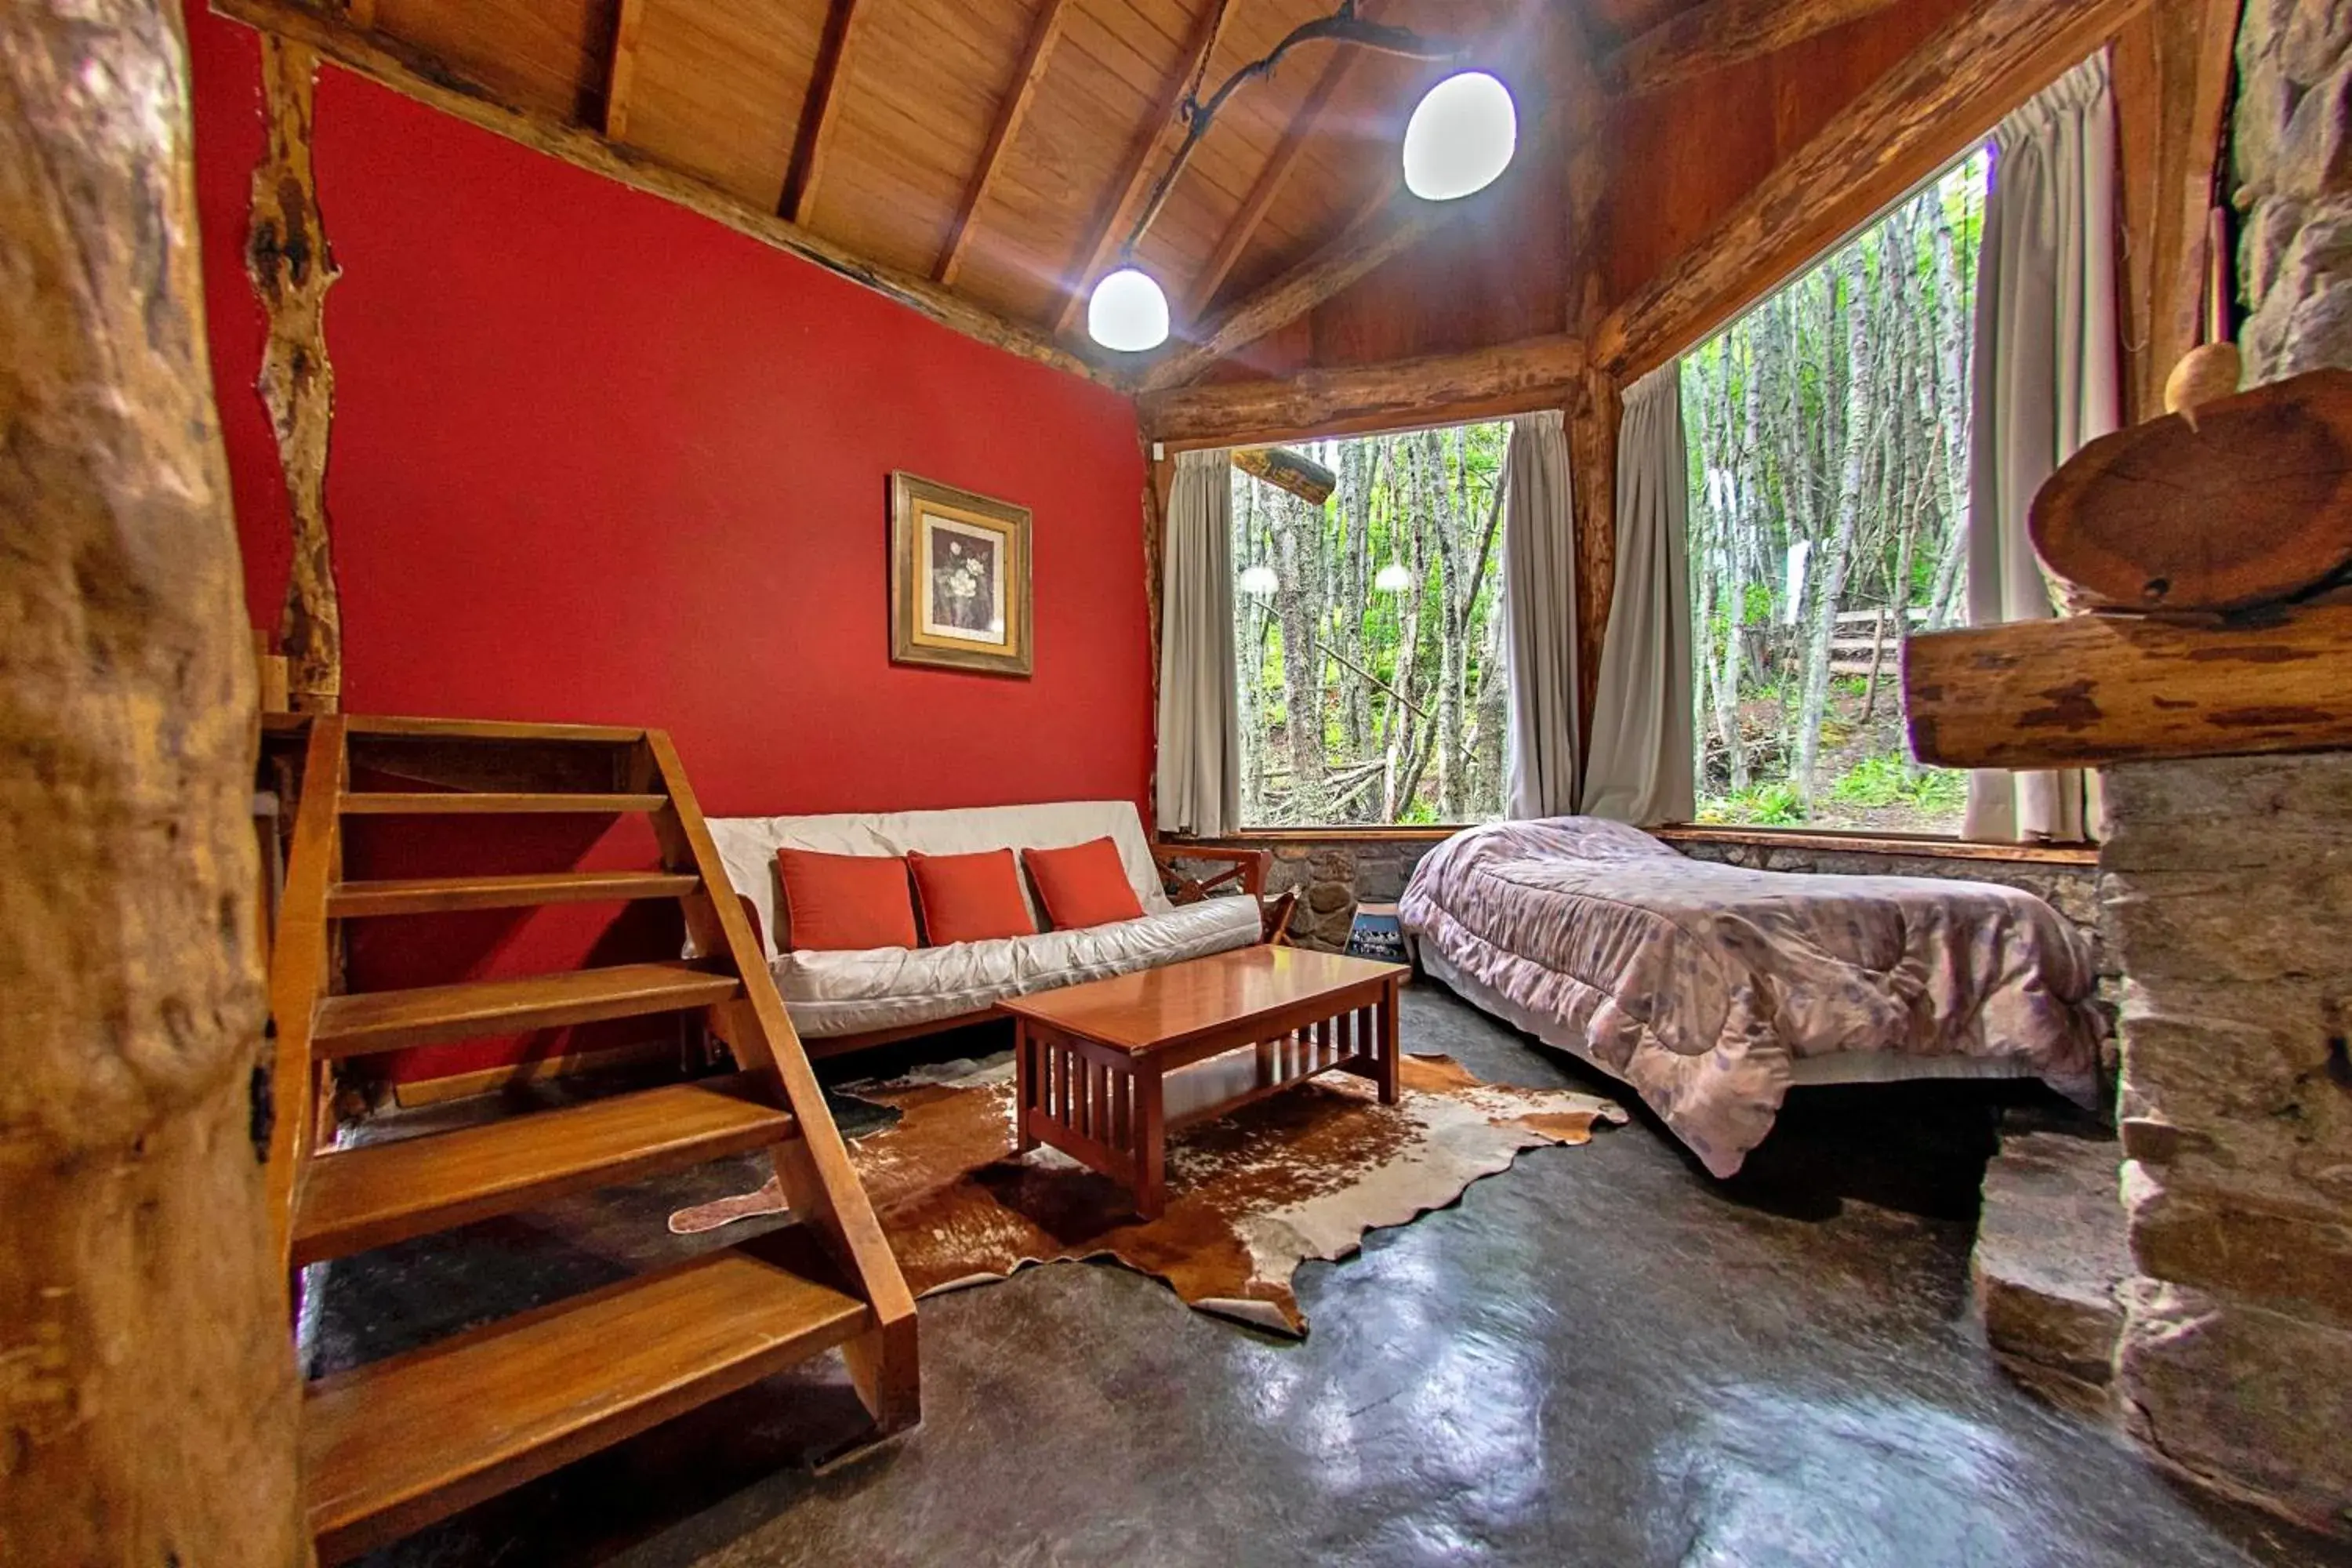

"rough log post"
[1568,368,1622,757]
[1557,8,1616,766]
[249,36,343,713]
[0,2,303,1563]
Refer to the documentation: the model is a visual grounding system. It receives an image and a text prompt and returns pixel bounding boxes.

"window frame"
[1223,413,1525,836]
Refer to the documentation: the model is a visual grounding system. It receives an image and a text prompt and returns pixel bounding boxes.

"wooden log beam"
[1136,187,1439,392]
[779,0,865,227]
[1140,18,1570,394]
[1594,0,2153,381]
[1182,26,1370,319]
[1602,0,1905,98]
[1232,445,1338,506]
[211,0,1113,385]
[935,0,1070,287]
[1141,333,1588,447]
[601,0,648,142]
[1052,0,1242,339]
[2,0,303,1559]
[1904,606,2352,771]
[249,37,343,713]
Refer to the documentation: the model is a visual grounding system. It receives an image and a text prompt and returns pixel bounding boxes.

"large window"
[1232,422,1511,829]
[1682,152,1987,835]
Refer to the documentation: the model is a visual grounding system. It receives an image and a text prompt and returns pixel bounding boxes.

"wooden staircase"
[263,715,916,1563]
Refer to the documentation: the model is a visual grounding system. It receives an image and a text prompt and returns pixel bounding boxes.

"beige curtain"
[1965,52,2118,842]
[1503,409,1581,818]
[1582,364,1696,826]
[1156,450,1241,837]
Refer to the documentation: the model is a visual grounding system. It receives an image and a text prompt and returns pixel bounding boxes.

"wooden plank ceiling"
[273,0,1755,377]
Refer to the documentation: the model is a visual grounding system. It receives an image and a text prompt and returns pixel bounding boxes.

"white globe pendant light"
[1088,265,1171,353]
[1401,70,1517,201]
[1374,561,1416,593]
[1238,564,1280,596]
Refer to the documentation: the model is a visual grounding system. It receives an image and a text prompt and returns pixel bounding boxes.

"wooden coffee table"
[1001,945,1406,1219]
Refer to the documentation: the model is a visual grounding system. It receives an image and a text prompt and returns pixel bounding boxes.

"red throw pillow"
[775,848,917,952]
[908,848,1037,946]
[1022,837,1145,931]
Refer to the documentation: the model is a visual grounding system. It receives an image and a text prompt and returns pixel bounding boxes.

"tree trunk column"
[250,35,343,713]
[0,4,305,1563]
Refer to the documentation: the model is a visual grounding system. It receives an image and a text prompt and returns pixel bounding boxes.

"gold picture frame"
[889,472,1033,677]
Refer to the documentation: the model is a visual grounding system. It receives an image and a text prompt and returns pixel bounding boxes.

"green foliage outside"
[1232,423,1512,827]
[1682,153,1988,835]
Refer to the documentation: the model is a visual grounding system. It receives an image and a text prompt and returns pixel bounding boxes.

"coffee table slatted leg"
[1016,1019,1038,1153]
[1378,976,1401,1104]
[1134,1065,1166,1221]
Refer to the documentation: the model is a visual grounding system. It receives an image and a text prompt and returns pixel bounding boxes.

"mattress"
[1399,818,2101,1176]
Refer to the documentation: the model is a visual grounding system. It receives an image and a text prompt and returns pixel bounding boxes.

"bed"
[1398,818,2103,1177]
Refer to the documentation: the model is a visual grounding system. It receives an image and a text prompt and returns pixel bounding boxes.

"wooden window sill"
[1171,826,1472,845]
[1171,825,2099,867]
[1650,825,2098,866]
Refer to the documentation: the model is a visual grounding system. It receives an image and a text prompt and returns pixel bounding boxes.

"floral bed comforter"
[1398,818,2101,1176]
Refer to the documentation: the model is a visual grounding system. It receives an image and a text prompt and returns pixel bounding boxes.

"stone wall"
[2236,0,2352,377]
[2104,756,2352,1534]
[2076,12,2352,1534]
[1173,837,1443,951]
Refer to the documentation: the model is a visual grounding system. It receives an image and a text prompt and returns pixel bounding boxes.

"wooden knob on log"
[2030,367,2352,613]
[2163,340,2243,430]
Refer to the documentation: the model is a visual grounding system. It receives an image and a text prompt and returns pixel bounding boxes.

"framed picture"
[890,472,1033,677]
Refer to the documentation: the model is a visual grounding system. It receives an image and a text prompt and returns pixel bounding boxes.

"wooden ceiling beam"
[1137,175,1436,393]
[601,0,647,143]
[779,0,866,226]
[210,0,1115,386]
[1181,34,1367,320]
[1594,0,2154,381]
[1602,0,1904,98]
[935,0,1072,288]
[1140,333,1587,448]
[1052,0,1245,339]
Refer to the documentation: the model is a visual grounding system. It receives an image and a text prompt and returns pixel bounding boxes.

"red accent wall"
[185,3,1150,821]
[184,6,1150,1082]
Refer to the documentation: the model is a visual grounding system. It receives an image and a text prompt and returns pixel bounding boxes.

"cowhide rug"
[670,1052,1623,1334]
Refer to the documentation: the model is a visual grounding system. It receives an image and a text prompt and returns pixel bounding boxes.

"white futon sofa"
[707,800,1264,1054]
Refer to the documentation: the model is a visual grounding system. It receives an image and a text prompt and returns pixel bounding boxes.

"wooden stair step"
[292,1074,795,1265]
[303,1246,869,1563]
[312,963,740,1057]
[327,869,700,917]
[339,791,669,815]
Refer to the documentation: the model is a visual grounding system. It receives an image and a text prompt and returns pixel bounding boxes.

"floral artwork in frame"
[889,472,1033,677]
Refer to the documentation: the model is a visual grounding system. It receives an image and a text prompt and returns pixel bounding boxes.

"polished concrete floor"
[321,987,2351,1568]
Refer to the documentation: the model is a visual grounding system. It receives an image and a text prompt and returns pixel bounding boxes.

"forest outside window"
[1231,422,1509,829]
[1682,151,1987,836]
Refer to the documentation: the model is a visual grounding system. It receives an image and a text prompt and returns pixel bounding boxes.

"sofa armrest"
[738,893,768,956]
[1152,842,1268,902]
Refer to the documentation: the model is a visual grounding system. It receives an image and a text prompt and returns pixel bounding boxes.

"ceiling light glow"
[1402,71,1518,201]
[1087,265,1171,352]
